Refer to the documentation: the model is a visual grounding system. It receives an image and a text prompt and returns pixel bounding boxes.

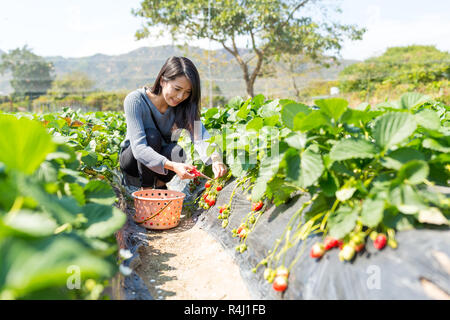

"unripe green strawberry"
[263,268,273,281]
[369,231,378,241]
[249,215,256,224]
[388,238,398,249]
[222,219,228,228]
[339,244,355,261]
[239,244,247,253]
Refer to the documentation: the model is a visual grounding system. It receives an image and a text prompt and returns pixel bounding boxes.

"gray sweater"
[120,87,218,175]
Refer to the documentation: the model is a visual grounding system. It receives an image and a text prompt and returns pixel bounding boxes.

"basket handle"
[135,200,173,225]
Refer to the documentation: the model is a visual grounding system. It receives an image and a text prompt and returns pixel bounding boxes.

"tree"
[132,0,365,97]
[0,46,54,100]
[49,71,95,98]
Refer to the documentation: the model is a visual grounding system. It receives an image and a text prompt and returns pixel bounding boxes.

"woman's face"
[161,76,192,107]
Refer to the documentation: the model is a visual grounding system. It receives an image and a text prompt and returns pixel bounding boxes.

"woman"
[119,56,227,190]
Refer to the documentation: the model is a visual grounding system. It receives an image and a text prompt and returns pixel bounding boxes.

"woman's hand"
[212,161,228,179]
[167,161,196,180]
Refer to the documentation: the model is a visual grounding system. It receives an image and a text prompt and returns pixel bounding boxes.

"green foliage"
[133,0,365,96]
[339,45,450,93]
[48,71,95,98]
[0,109,128,299]
[201,91,449,273]
[0,46,54,100]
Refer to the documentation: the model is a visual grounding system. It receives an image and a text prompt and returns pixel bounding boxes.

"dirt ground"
[127,211,253,300]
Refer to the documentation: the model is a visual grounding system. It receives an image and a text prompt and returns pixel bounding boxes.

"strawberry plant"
[202,92,449,293]
[0,111,127,299]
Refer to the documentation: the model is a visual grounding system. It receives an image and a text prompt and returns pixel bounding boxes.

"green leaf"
[281,103,310,130]
[315,98,348,122]
[204,107,219,120]
[16,175,81,224]
[236,102,250,119]
[228,96,244,109]
[418,207,449,225]
[414,109,441,131]
[80,150,98,167]
[335,187,356,201]
[266,177,297,206]
[259,99,280,118]
[319,171,339,197]
[0,115,56,174]
[83,203,126,238]
[246,117,264,131]
[397,160,429,185]
[389,184,427,214]
[340,109,382,126]
[294,111,331,132]
[84,180,116,205]
[328,206,358,239]
[2,210,58,237]
[399,92,432,109]
[285,145,324,189]
[381,148,425,170]
[373,112,417,149]
[0,236,115,298]
[361,199,385,228]
[66,183,86,206]
[423,138,450,153]
[284,132,306,150]
[263,115,280,126]
[329,138,379,161]
[251,143,286,201]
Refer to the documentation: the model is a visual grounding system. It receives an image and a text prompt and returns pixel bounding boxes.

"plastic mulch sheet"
[189,177,450,300]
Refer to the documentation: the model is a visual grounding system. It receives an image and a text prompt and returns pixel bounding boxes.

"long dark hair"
[149,56,201,136]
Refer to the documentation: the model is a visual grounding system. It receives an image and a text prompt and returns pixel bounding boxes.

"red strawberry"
[216,186,223,191]
[238,228,248,239]
[354,243,365,252]
[237,224,247,234]
[252,201,263,212]
[272,276,288,292]
[337,240,344,250]
[219,207,224,214]
[310,243,325,258]
[324,236,339,250]
[374,234,387,250]
[209,199,216,206]
[202,193,208,200]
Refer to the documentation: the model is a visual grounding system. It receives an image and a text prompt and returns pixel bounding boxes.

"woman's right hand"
[170,162,196,180]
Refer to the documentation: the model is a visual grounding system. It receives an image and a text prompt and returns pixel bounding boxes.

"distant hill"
[0,45,358,98]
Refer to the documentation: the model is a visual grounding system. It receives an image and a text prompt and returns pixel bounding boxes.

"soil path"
[116,188,252,300]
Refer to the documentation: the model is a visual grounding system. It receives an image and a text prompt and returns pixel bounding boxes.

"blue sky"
[0,0,449,60]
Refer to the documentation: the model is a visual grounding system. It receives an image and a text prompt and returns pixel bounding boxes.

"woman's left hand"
[212,162,228,179]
